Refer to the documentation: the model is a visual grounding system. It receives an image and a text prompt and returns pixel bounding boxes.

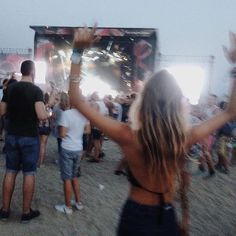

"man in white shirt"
[113,100,123,122]
[55,107,87,214]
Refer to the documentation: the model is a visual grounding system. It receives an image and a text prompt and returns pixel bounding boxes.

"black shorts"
[117,199,180,236]
[39,126,51,136]
[91,128,102,140]
[83,134,89,151]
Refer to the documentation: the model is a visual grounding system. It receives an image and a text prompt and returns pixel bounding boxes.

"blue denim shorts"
[5,135,40,175]
[59,148,81,180]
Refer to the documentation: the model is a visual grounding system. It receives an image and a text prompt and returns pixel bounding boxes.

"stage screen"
[31,26,158,94]
[0,48,32,81]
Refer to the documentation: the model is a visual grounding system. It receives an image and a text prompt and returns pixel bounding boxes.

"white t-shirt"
[97,101,109,116]
[113,102,123,122]
[59,109,87,151]
[0,89,3,101]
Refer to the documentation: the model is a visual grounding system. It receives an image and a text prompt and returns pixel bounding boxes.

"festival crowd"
[0,27,236,236]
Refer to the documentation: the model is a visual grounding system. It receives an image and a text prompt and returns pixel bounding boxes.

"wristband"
[73,48,84,54]
[71,49,84,65]
[231,67,236,78]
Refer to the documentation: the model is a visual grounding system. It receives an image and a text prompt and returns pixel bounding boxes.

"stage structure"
[30,26,158,94]
[0,48,32,81]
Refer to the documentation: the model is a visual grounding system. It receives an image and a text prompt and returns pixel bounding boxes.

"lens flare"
[80,75,118,98]
[167,65,205,105]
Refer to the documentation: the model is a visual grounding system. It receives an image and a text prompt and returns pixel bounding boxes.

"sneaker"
[214,164,222,171]
[0,208,10,221]
[114,170,127,176]
[71,200,83,210]
[198,164,205,172]
[221,168,230,175]
[99,152,105,158]
[55,204,73,214]
[21,209,40,223]
[209,169,215,176]
[87,158,100,163]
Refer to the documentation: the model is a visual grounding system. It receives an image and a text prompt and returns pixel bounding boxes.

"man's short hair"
[2,78,8,85]
[20,60,35,76]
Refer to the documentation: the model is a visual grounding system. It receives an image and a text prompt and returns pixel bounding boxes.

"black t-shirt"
[2,81,44,137]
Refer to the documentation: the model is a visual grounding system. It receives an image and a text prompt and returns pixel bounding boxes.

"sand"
[0,136,236,236]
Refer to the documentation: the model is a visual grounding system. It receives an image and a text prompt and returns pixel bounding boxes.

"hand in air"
[224,32,236,117]
[223,32,236,64]
[73,25,100,49]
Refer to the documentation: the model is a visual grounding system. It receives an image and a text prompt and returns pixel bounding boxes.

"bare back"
[120,126,175,205]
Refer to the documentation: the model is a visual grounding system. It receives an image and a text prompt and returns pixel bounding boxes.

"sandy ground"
[0,136,236,236]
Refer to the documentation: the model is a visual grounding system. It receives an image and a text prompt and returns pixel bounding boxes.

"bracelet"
[68,74,80,79]
[68,75,81,83]
[231,67,236,78]
[70,79,81,83]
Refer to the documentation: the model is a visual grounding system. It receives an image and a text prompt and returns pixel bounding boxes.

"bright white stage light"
[35,61,47,85]
[80,75,118,98]
[167,65,205,105]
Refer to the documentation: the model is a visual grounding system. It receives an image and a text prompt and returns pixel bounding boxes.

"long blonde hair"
[133,70,187,190]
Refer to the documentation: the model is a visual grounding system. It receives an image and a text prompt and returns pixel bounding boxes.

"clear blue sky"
[0,0,236,96]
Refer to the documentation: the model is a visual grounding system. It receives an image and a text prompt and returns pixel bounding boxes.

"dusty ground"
[0,137,236,236]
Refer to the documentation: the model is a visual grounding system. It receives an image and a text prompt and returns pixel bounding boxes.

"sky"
[0,0,236,97]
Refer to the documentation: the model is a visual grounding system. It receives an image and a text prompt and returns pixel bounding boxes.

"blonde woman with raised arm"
[68,28,236,236]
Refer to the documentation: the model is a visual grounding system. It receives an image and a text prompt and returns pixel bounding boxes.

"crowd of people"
[0,27,236,236]
[189,94,236,176]
[0,63,138,220]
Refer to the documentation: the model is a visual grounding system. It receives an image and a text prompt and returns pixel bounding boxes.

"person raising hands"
[68,27,236,236]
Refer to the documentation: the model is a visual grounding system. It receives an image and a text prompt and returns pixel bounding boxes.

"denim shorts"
[59,148,81,180]
[5,135,40,175]
[117,198,180,236]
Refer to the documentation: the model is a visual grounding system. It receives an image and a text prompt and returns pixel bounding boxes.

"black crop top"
[127,167,172,224]
[126,167,169,205]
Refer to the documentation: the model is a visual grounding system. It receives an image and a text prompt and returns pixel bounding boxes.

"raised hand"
[223,32,236,64]
[224,32,236,117]
[73,25,100,49]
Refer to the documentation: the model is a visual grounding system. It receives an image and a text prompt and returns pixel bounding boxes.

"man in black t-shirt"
[0,60,48,223]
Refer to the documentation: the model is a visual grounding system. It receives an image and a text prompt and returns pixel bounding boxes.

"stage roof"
[30,26,157,38]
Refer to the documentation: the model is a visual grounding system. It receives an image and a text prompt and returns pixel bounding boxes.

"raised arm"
[35,101,50,121]
[187,32,236,147]
[68,27,132,145]
[187,112,232,147]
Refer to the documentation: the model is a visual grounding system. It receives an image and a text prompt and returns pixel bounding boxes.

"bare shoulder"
[118,123,135,146]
